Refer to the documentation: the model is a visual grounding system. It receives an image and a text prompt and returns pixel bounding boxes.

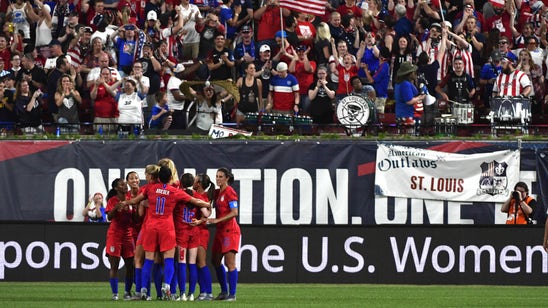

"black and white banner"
[375,144,520,202]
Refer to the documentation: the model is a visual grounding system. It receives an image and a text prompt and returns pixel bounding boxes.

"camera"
[512,191,520,200]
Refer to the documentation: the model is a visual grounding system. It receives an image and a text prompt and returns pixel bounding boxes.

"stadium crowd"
[0,0,546,136]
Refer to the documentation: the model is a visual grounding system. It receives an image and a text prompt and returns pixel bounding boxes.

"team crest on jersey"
[221,196,225,201]
[110,246,115,253]
[286,80,291,86]
[477,160,509,196]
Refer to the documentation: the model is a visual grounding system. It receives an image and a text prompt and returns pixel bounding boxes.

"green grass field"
[0,282,546,307]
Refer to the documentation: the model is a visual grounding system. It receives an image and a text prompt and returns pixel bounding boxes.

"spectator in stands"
[267,62,299,115]
[479,50,502,109]
[17,53,47,93]
[34,1,53,49]
[333,42,359,99]
[462,16,485,76]
[112,24,139,77]
[392,35,414,88]
[485,0,512,41]
[194,85,222,132]
[364,0,385,34]
[196,13,226,60]
[288,45,316,114]
[86,52,121,89]
[166,64,189,129]
[522,36,544,69]
[393,4,413,38]
[436,56,475,105]
[57,11,81,51]
[83,192,106,223]
[283,15,300,48]
[357,32,379,80]
[67,26,93,69]
[453,2,484,34]
[296,12,316,50]
[220,0,245,47]
[44,39,65,71]
[308,66,336,124]
[272,30,295,65]
[0,36,12,71]
[55,74,82,131]
[148,90,172,132]
[117,77,145,134]
[179,0,202,61]
[91,67,119,133]
[206,34,235,81]
[0,80,17,130]
[328,40,356,85]
[254,44,274,107]
[7,0,40,45]
[8,54,22,78]
[233,24,256,77]
[253,0,290,48]
[497,37,518,67]
[15,80,43,133]
[394,61,424,129]
[492,55,531,97]
[361,46,391,119]
[516,49,543,111]
[327,12,344,43]
[313,22,332,67]
[135,44,160,120]
[236,62,262,123]
[47,56,72,121]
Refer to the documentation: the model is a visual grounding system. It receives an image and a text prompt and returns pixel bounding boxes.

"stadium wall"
[0,223,546,285]
[0,140,546,225]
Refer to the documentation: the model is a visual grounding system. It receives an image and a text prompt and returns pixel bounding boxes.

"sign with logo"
[375,144,520,202]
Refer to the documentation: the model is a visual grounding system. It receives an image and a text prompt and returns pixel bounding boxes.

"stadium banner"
[0,140,545,225]
[375,144,520,202]
[0,223,547,285]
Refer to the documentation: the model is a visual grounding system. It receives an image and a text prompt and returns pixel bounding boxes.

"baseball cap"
[296,45,307,52]
[491,50,502,62]
[430,23,442,30]
[259,44,271,52]
[147,10,158,21]
[275,30,287,38]
[276,62,288,71]
[489,0,505,8]
[240,24,251,33]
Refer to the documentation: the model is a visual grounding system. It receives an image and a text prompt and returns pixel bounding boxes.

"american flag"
[279,0,326,16]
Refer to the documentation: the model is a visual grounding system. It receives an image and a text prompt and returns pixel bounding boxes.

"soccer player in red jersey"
[105,178,135,301]
[123,166,210,300]
[208,168,241,301]
[193,173,214,301]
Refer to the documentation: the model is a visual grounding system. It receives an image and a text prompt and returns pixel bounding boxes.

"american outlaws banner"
[279,0,326,16]
[375,144,520,202]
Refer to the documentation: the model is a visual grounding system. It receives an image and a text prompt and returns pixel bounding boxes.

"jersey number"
[155,197,166,215]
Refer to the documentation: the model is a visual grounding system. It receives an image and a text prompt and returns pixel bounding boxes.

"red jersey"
[140,182,192,230]
[106,196,134,238]
[294,61,317,95]
[173,190,199,232]
[336,64,358,95]
[213,186,240,231]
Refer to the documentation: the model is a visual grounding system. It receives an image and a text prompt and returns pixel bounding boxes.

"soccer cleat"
[131,292,141,300]
[170,294,180,301]
[123,291,132,300]
[140,288,148,300]
[161,283,171,300]
[187,293,194,301]
[180,293,188,301]
[112,294,119,301]
[196,293,207,301]
[215,292,228,300]
[225,295,236,301]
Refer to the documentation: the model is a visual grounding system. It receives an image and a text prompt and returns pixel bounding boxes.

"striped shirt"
[452,45,474,78]
[270,74,300,111]
[492,70,531,97]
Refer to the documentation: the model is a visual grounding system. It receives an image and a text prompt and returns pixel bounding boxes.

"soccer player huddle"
[104,158,241,301]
